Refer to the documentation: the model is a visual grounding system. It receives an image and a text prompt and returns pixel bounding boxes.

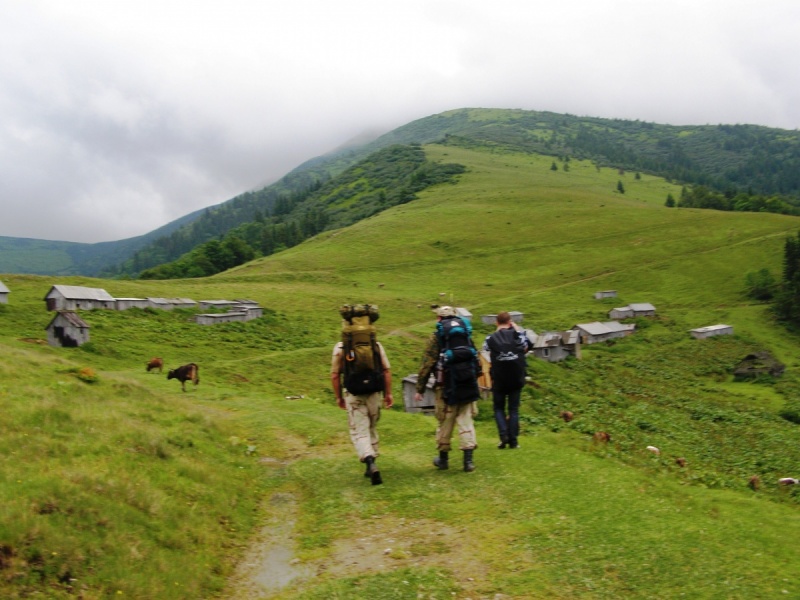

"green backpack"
[339,304,384,394]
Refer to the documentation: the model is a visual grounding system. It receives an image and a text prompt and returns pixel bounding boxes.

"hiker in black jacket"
[482,311,533,449]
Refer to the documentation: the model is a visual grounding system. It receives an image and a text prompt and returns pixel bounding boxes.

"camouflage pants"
[434,388,478,452]
[345,391,382,461]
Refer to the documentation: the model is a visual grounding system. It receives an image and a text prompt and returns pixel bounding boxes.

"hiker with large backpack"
[482,311,533,449]
[331,304,393,485]
[414,306,481,472]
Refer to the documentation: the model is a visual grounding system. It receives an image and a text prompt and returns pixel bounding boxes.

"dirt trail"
[224,430,492,598]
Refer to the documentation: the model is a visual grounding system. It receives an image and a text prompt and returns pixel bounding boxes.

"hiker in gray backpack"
[482,311,533,449]
[414,306,480,472]
[331,304,394,485]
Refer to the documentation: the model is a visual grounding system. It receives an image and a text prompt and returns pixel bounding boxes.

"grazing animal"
[646,445,661,456]
[560,410,574,423]
[167,363,200,391]
[146,357,164,373]
[675,457,687,468]
[748,475,761,491]
[593,431,611,444]
[779,477,799,486]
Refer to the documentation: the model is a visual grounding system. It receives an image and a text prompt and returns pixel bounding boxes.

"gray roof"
[573,321,633,335]
[628,303,656,312]
[573,321,613,335]
[46,310,90,329]
[0,281,9,293]
[46,285,114,301]
[690,324,732,333]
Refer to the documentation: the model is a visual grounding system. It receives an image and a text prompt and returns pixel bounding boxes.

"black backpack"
[436,316,481,405]
[486,327,528,391]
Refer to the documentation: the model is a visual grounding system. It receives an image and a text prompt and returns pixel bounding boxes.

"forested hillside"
[4,107,800,277]
[113,108,800,278]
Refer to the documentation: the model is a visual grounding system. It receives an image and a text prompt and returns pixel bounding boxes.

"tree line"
[137,145,465,279]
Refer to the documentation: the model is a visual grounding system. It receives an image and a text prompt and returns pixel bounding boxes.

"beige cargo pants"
[434,387,478,452]
[345,391,382,461]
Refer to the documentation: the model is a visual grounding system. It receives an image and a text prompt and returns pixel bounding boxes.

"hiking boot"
[508,438,519,449]
[497,436,508,449]
[463,449,476,472]
[365,456,382,485]
[433,451,449,470]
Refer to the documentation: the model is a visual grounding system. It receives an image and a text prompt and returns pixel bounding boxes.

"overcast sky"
[2,0,799,243]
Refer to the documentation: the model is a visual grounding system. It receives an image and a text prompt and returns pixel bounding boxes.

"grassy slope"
[2,145,800,598]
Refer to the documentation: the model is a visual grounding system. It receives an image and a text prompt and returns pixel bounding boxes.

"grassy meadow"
[2,145,800,598]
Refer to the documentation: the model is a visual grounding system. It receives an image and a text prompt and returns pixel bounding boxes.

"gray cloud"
[1,0,799,243]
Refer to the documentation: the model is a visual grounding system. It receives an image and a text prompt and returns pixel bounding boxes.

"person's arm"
[331,344,346,409]
[414,335,438,401]
[331,372,346,409]
[382,369,393,408]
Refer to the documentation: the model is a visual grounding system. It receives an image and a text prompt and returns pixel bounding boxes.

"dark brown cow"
[167,363,199,391]
[146,357,164,373]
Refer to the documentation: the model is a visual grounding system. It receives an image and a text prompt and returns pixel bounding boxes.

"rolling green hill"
[1,143,800,598]
[5,107,800,278]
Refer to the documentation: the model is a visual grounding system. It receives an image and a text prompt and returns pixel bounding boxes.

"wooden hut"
[572,321,634,344]
[115,297,150,310]
[594,290,618,299]
[147,298,173,310]
[45,311,90,347]
[44,285,115,311]
[609,303,656,319]
[532,330,581,362]
[402,374,436,414]
[690,324,733,339]
[195,311,249,325]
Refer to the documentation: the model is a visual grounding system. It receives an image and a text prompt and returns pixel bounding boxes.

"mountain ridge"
[3,107,800,277]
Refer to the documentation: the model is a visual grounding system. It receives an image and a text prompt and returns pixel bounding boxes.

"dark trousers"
[492,387,521,443]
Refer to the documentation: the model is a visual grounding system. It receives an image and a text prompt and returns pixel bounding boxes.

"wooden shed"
[0,280,9,304]
[690,324,733,339]
[199,299,239,310]
[44,285,115,311]
[45,311,90,347]
[147,297,173,310]
[609,303,656,319]
[455,307,473,320]
[115,297,150,310]
[532,330,581,362]
[594,290,618,299]
[481,311,524,325]
[168,298,198,309]
[402,374,436,413]
[572,321,635,344]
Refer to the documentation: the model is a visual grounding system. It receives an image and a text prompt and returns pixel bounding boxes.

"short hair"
[496,311,512,324]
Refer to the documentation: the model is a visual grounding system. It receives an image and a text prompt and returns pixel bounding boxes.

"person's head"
[434,306,457,320]
[496,311,512,326]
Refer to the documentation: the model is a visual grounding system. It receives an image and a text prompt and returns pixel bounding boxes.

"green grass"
[2,144,800,598]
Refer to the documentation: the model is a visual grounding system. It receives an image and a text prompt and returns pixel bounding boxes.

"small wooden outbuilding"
[572,321,635,344]
[455,307,473,320]
[199,299,239,311]
[532,330,581,362]
[45,311,90,347]
[168,298,198,309]
[115,298,150,310]
[147,297,173,310]
[44,285,115,311]
[0,280,9,304]
[594,290,618,299]
[402,374,436,414]
[481,311,524,325]
[609,303,656,319]
[690,324,733,339]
